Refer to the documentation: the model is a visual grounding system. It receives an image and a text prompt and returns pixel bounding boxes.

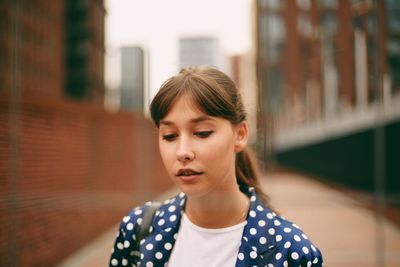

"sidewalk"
[56,171,400,267]
[264,171,400,267]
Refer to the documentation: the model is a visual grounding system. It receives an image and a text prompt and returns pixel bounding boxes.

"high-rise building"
[120,46,145,112]
[179,37,224,69]
[255,0,400,207]
[0,1,64,98]
[229,53,258,144]
[65,0,106,103]
[256,0,400,135]
[0,0,105,103]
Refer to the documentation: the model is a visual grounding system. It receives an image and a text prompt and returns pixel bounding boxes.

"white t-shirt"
[167,213,247,267]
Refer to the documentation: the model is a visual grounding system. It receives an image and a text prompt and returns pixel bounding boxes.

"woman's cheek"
[159,144,174,171]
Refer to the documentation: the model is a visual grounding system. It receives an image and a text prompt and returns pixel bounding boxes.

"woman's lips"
[176,168,203,182]
[178,174,200,182]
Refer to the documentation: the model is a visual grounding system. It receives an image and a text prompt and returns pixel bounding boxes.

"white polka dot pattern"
[164,243,172,250]
[291,252,299,260]
[126,223,133,231]
[250,228,257,235]
[238,252,244,261]
[155,252,163,260]
[275,234,282,242]
[108,188,323,267]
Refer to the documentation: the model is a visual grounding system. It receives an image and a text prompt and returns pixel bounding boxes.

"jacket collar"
[236,187,277,266]
[140,188,277,266]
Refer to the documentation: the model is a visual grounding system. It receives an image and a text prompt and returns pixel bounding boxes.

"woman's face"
[158,95,248,198]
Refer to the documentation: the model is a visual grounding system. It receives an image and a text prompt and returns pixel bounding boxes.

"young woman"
[109,66,323,267]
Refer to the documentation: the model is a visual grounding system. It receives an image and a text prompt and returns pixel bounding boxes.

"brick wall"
[0,95,172,267]
[0,1,64,99]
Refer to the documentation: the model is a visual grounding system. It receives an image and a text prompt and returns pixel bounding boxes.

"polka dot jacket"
[109,187,323,267]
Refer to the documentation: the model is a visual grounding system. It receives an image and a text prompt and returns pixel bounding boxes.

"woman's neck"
[184,188,250,228]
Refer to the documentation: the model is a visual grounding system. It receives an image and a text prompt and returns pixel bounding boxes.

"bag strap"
[136,201,161,242]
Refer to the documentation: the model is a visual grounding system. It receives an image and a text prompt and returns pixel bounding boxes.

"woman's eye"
[195,131,213,138]
[162,134,177,141]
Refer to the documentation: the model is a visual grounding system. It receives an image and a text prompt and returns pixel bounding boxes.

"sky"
[104,0,253,103]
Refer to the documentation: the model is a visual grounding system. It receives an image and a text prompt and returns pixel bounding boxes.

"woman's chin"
[174,183,208,198]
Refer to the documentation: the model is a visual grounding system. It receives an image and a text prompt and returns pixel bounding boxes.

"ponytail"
[236,147,271,207]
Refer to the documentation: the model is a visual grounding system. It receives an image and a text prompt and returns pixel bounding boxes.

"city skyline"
[104,0,252,101]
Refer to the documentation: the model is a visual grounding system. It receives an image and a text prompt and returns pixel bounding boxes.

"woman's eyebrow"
[190,115,215,123]
[159,115,215,126]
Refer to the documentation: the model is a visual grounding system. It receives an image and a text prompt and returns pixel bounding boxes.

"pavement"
[56,171,400,267]
[264,171,400,267]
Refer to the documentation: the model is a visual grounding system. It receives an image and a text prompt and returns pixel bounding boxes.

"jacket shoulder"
[120,201,157,232]
[109,201,161,266]
[268,215,323,266]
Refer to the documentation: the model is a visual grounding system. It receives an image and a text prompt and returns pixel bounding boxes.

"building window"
[260,0,282,10]
[318,0,338,9]
[297,0,311,10]
[386,0,400,93]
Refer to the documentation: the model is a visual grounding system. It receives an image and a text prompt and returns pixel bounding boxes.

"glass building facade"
[256,0,400,147]
[256,0,400,210]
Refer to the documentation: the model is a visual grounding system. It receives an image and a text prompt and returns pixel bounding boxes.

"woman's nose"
[177,138,195,162]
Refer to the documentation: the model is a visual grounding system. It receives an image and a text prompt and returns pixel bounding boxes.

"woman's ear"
[234,121,249,152]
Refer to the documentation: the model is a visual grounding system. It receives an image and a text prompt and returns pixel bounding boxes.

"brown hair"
[150,66,270,206]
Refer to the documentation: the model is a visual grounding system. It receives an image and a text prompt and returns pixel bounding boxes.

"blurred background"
[0,0,399,266]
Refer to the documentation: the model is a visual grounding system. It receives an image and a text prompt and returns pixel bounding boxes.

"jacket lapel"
[138,193,186,266]
[235,188,277,266]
